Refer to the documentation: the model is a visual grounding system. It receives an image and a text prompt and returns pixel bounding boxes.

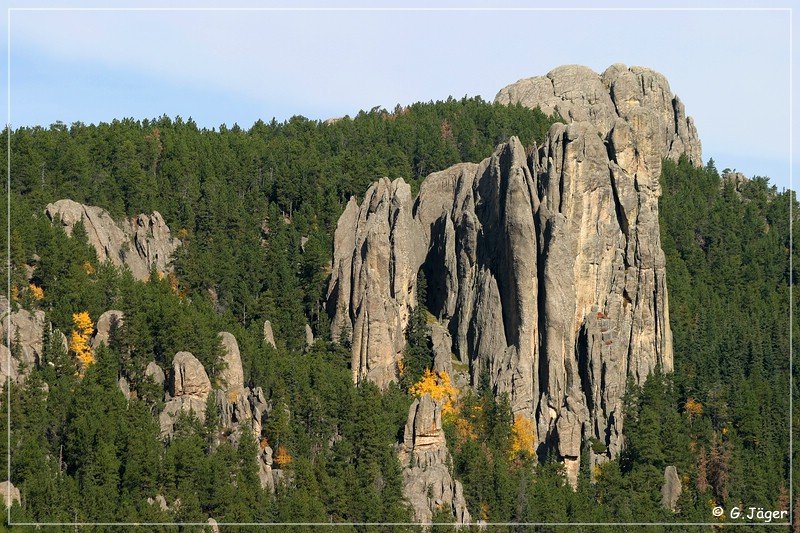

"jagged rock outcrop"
[1,307,46,368]
[398,395,471,525]
[0,481,20,508]
[661,465,682,511]
[45,199,180,281]
[722,170,748,193]
[215,332,268,442]
[159,351,212,437]
[495,64,702,165]
[263,320,277,349]
[327,178,425,388]
[328,64,699,487]
[0,304,67,388]
[91,310,124,349]
[257,441,286,493]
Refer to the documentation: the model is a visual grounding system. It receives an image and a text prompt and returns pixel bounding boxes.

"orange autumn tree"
[409,368,459,415]
[28,283,44,301]
[69,311,95,372]
[274,445,292,468]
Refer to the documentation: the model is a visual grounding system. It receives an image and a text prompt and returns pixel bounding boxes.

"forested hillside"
[0,95,795,529]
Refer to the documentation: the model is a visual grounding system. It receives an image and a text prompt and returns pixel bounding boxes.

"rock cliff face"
[398,395,471,525]
[327,64,701,486]
[45,199,180,281]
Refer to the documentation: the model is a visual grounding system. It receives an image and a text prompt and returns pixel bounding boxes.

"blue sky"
[2,1,796,189]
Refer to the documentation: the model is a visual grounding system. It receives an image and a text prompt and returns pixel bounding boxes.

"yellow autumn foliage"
[69,311,95,372]
[409,369,459,415]
[83,261,95,276]
[274,445,292,467]
[28,283,44,301]
[685,398,703,419]
[510,414,536,457]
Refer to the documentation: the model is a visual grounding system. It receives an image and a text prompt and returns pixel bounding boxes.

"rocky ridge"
[327,64,702,486]
[45,199,180,281]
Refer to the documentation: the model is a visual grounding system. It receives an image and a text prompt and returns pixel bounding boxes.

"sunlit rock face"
[328,64,700,487]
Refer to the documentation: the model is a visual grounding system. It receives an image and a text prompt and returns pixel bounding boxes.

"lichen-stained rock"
[160,351,212,437]
[398,395,471,525]
[45,199,180,281]
[327,177,425,388]
[90,310,124,349]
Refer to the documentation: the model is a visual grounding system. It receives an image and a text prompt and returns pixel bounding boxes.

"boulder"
[430,322,453,376]
[0,345,19,393]
[171,351,211,399]
[145,361,165,386]
[147,494,169,512]
[327,178,426,388]
[91,310,124,349]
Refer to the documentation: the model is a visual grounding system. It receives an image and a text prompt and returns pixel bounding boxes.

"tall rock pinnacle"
[327,64,701,486]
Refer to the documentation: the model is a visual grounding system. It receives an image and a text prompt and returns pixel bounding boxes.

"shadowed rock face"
[328,64,700,487]
[45,199,180,281]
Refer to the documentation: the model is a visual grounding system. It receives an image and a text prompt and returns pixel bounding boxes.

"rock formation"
[495,64,702,165]
[1,307,47,368]
[263,320,277,349]
[328,64,700,487]
[145,361,165,386]
[398,395,471,525]
[661,465,682,511]
[45,199,180,281]
[0,481,20,508]
[304,323,315,348]
[327,178,425,388]
[0,304,67,388]
[91,310,124,349]
[159,351,212,437]
[215,332,268,443]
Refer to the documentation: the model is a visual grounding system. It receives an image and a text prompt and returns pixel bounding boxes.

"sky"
[1,1,796,189]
